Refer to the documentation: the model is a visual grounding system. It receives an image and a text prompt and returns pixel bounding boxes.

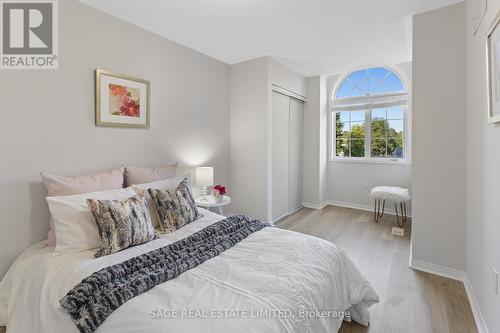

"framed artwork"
[95,69,150,128]
[487,11,500,124]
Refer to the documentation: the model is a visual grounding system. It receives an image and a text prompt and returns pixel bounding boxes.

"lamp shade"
[196,167,214,187]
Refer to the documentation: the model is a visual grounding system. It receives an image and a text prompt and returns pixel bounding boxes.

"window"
[331,67,408,162]
[335,111,365,157]
[371,106,404,158]
[336,67,404,99]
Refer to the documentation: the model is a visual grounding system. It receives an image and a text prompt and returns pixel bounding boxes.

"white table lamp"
[196,167,213,200]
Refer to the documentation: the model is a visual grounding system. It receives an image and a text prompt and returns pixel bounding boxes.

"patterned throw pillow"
[148,178,202,233]
[87,192,158,257]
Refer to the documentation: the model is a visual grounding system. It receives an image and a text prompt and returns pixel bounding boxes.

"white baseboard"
[409,258,466,281]
[328,200,378,213]
[463,275,489,333]
[271,205,304,224]
[289,204,303,214]
[327,200,412,217]
[409,259,488,333]
[301,199,412,218]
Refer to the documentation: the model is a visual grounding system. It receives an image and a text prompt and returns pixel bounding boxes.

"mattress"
[0,208,378,333]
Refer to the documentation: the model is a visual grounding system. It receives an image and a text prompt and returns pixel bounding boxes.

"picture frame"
[487,11,500,124]
[95,69,150,128]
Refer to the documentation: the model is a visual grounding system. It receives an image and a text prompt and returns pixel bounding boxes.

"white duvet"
[0,209,378,333]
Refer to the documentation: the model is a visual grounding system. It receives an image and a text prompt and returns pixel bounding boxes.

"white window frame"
[328,66,411,165]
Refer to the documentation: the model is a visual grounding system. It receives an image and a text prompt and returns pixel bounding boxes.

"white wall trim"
[272,84,307,102]
[463,275,490,333]
[328,157,411,165]
[409,259,489,333]
[301,199,413,217]
[409,258,466,281]
[270,212,288,225]
[271,205,304,224]
[327,200,412,217]
[302,201,328,210]
[288,204,303,215]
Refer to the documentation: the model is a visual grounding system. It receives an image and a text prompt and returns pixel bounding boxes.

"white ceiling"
[79,0,463,77]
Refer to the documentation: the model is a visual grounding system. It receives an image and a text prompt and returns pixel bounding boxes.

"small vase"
[214,195,223,203]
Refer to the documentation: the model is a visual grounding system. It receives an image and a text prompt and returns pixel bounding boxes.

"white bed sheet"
[0,209,378,333]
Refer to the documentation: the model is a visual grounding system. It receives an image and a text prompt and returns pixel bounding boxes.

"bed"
[0,208,378,333]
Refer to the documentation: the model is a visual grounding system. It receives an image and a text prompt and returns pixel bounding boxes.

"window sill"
[329,157,411,166]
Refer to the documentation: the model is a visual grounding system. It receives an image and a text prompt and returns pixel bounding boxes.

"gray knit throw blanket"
[60,215,269,333]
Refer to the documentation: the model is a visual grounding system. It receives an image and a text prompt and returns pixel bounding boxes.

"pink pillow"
[41,167,124,196]
[124,163,178,186]
[41,168,125,246]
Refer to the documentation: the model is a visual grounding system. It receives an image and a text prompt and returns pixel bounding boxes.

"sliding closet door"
[272,91,290,221]
[289,98,304,211]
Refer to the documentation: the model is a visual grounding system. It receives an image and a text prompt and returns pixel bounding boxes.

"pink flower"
[109,84,128,96]
[119,98,140,117]
[213,185,226,195]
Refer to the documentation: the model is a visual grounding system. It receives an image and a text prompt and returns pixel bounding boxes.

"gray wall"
[230,56,306,222]
[411,3,466,270]
[303,76,328,207]
[0,0,230,277]
[465,0,500,330]
[230,57,269,221]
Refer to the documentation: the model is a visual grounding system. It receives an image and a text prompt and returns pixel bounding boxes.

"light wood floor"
[0,206,476,333]
[276,205,477,333]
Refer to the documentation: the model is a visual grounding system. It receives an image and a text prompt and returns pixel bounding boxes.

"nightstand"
[195,195,231,216]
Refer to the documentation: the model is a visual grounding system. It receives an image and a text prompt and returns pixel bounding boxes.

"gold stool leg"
[395,202,404,228]
[402,202,407,222]
[374,199,385,223]
[379,200,385,218]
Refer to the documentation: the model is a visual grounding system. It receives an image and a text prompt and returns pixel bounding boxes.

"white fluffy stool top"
[370,186,410,202]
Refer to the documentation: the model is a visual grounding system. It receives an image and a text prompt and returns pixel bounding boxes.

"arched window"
[331,66,409,162]
[336,67,404,99]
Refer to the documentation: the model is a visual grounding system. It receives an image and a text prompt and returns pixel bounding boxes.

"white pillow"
[47,188,137,254]
[130,176,188,228]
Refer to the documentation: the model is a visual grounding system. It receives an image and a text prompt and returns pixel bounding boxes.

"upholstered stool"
[370,186,410,227]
